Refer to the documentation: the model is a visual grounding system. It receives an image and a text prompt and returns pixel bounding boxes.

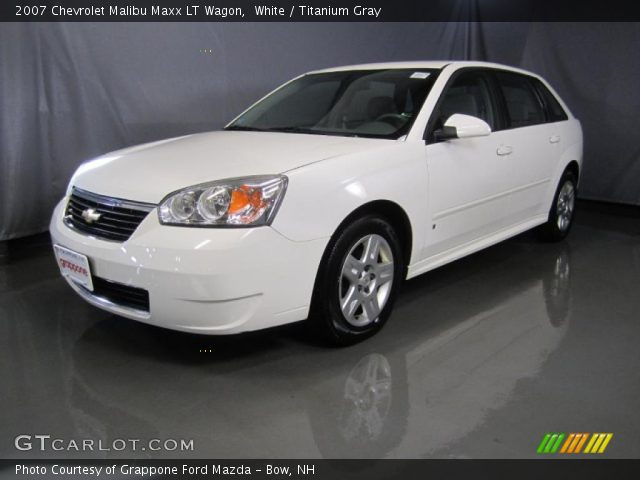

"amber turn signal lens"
[228,186,264,214]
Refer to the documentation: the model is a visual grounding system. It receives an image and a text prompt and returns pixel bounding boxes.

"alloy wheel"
[339,234,394,327]
[556,180,575,232]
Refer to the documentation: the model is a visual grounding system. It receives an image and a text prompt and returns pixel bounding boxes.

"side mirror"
[433,113,492,141]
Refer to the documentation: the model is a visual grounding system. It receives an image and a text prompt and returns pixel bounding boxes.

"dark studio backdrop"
[1,20,639,241]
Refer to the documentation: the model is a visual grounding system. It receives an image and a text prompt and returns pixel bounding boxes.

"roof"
[308,61,538,78]
[309,61,452,73]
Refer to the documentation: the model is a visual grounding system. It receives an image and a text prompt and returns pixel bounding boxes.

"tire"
[309,215,404,346]
[539,170,577,242]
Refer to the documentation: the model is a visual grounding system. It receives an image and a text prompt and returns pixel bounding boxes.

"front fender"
[271,141,429,266]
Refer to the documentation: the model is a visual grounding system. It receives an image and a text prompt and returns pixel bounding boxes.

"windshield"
[226,69,439,139]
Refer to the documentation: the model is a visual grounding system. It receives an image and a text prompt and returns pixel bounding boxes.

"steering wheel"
[374,113,407,129]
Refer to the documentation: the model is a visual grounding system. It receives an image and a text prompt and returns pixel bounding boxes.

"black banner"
[3,0,640,22]
[3,459,640,479]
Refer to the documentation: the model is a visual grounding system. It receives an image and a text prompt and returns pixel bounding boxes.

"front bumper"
[50,197,327,334]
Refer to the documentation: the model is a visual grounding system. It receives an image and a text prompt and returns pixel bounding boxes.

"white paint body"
[50,61,583,334]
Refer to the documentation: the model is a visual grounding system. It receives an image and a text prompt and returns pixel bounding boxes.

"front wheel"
[310,216,404,346]
[539,171,577,242]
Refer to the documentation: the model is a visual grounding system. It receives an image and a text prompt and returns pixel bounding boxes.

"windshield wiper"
[224,125,268,132]
[265,126,356,137]
[225,125,318,134]
[265,126,317,134]
[227,124,361,138]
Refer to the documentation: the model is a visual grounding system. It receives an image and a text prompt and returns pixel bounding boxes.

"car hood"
[70,131,389,204]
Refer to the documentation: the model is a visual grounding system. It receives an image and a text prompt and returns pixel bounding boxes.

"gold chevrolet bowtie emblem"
[81,208,101,224]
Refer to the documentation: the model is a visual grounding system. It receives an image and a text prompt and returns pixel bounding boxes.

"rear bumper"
[50,197,327,334]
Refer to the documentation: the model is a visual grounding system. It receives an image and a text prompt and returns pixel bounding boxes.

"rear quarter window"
[532,79,569,122]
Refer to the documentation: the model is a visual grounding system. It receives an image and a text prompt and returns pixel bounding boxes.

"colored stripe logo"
[537,433,613,454]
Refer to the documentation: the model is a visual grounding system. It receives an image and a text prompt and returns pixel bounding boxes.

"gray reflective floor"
[1,202,639,459]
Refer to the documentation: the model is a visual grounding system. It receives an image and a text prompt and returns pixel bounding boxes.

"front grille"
[89,276,150,312]
[64,188,155,242]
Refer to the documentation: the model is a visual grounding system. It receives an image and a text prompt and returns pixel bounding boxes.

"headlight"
[158,175,288,227]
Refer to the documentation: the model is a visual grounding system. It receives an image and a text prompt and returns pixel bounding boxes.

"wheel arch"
[565,160,580,185]
[325,199,413,272]
[545,142,582,213]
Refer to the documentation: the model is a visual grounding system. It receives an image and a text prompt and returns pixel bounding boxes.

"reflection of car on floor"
[62,243,572,459]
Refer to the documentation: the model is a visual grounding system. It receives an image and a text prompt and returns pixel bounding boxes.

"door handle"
[496,145,513,156]
[549,135,561,144]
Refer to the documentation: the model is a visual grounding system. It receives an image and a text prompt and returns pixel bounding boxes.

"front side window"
[496,72,546,128]
[226,69,438,139]
[432,71,497,134]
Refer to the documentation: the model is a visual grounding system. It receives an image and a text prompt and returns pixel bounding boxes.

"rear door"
[491,71,558,222]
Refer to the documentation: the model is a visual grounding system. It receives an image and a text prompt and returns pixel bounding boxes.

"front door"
[424,70,514,258]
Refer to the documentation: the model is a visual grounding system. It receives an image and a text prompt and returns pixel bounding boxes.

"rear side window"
[495,72,546,128]
[532,79,569,122]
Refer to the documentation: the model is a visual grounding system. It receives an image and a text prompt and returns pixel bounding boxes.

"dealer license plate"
[53,244,94,291]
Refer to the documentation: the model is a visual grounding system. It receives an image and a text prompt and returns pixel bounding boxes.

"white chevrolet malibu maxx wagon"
[50,61,582,344]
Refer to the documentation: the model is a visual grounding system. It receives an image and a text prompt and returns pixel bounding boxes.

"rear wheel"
[539,171,577,242]
[310,216,404,346]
